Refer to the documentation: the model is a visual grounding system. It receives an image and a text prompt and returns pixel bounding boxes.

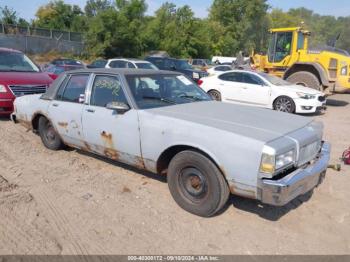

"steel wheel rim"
[276,98,293,112]
[178,167,208,202]
[45,123,56,143]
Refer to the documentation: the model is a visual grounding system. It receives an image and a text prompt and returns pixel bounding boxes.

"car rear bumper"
[0,98,14,115]
[260,142,331,206]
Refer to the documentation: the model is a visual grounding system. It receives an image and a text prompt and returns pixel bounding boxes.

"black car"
[145,57,208,81]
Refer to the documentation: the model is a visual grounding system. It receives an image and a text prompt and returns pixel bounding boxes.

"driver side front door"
[81,74,143,167]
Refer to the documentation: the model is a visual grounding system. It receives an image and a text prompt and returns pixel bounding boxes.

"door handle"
[52,103,59,107]
[86,108,95,113]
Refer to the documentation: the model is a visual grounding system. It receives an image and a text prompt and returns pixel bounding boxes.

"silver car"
[11,69,331,217]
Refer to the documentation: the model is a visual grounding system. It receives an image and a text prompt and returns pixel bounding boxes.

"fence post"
[68,31,71,41]
[50,29,53,39]
[1,23,4,34]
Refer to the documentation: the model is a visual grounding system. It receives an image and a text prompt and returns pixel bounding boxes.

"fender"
[283,62,329,87]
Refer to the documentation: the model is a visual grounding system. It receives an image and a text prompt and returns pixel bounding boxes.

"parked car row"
[11,68,331,217]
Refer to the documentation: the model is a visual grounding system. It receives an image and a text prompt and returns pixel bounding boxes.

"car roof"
[41,68,181,101]
[62,68,179,75]
[108,58,149,63]
[0,47,22,53]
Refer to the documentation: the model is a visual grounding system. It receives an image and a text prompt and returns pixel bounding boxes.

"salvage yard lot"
[0,94,349,255]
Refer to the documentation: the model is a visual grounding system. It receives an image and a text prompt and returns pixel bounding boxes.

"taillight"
[197,79,203,86]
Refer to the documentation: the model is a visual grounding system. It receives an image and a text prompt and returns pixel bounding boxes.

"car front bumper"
[260,142,331,206]
[294,98,327,114]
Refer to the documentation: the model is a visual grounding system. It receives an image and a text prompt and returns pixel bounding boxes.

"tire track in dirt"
[0,176,62,254]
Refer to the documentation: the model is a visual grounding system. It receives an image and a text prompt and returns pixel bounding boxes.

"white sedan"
[199,70,327,114]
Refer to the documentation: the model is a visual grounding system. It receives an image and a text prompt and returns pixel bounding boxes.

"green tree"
[0,6,18,24]
[85,0,112,17]
[85,0,147,58]
[209,0,269,55]
[34,0,85,30]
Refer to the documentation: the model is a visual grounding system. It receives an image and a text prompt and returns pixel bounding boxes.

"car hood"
[147,101,313,142]
[0,72,53,85]
[277,84,323,95]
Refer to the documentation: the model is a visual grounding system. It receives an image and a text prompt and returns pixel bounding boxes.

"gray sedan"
[12,69,331,217]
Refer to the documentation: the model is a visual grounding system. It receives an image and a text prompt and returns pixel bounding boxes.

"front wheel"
[38,117,64,150]
[167,150,230,217]
[273,96,296,114]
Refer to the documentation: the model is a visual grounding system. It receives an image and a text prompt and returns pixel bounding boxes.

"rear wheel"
[38,117,64,150]
[273,96,296,114]
[286,71,322,91]
[167,150,230,217]
[208,90,222,101]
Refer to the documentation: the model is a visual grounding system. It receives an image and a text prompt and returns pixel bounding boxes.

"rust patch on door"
[101,131,113,142]
[104,148,120,160]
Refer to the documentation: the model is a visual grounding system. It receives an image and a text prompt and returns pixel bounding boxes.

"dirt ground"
[0,94,349,255]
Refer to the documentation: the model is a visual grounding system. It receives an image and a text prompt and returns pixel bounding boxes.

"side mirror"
[106,102,130,113]
[171,65,176,70]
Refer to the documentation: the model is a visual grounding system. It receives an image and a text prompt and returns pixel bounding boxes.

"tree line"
[0,0,349,59]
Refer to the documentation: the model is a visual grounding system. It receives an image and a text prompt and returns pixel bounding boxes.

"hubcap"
[276,98,293,112]
[179,167,207,200]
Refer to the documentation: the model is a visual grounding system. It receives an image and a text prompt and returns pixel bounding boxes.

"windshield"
[176,60,193,70]
[0,51,40,72]
[258,72,292,86]
[136,62,158,70]
[126,74,211,109]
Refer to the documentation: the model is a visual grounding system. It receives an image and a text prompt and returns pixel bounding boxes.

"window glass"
[297,32,305,50]
[136,62,158,70]
[218,72,242,82]
[126,74,211,109]
[109,60,127,68]
[90,75,128,107]
[274,32,293,62]
[0,51,40,72]
[215,66,231,72]
[127,62,136,69]
[60,74,89,103]
[242,73,264,85]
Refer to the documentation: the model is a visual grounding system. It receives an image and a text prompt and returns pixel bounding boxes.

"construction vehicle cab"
[252,27,350,93]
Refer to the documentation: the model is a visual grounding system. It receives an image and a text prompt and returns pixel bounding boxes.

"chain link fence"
[0,23,83,42]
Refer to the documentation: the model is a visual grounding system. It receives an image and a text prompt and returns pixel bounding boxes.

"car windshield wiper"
[142,96,177,104]
[178,95,205,101]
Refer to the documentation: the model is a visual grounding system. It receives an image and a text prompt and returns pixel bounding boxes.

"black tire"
[208,90,222,101]
[273,96,296,114]
[286,71,322,91]
[167,150,230,217]
[38,117,64,150]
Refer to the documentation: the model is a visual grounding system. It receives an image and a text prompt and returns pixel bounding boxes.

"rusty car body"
[11,69,331,217]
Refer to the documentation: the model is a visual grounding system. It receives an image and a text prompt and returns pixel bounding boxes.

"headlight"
[297,92,316,99]
[193,72,200,79]
[0,84,7,93]
[341,66,348,76]
[275,150,294,170]
[260,148,295,177]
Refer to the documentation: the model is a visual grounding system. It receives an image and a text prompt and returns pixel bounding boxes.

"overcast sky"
[1,0,349,21]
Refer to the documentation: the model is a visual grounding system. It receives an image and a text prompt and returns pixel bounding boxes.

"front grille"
[318,96,326,102]
[9,85,48,97]
[298,141,321,166]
